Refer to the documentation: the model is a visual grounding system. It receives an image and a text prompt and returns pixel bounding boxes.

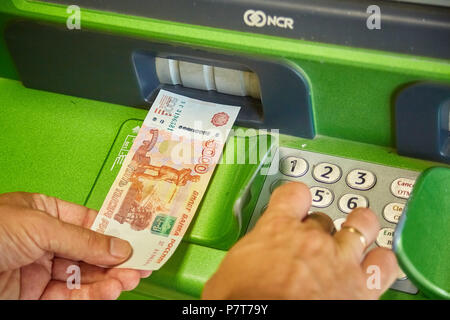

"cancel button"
[391,178,415,199]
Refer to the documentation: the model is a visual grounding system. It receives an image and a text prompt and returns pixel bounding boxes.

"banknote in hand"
[91,90,240,270]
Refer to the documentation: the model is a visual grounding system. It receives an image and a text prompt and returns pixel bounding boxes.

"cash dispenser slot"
[132,52,265,127]
[154,58,261,100]
[5,20,315,138]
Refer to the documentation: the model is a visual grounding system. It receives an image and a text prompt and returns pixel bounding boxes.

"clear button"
[383,203,404,224]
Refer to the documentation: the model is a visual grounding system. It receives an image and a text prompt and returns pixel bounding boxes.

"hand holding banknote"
[0,192,149,300]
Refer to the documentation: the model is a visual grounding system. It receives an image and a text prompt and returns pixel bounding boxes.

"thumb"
[28,209,132,266]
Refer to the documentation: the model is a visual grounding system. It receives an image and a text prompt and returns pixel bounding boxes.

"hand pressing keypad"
[247,147,419,294]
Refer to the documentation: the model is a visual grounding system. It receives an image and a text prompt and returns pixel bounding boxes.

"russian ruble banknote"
[90,90,240,270]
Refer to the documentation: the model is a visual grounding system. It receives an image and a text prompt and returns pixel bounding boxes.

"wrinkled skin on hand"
[0,192,151,300]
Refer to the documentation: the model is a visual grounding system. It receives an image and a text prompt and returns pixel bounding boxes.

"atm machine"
[0,0,449,300]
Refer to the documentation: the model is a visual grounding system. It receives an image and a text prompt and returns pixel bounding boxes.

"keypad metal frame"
[246,147,420,295]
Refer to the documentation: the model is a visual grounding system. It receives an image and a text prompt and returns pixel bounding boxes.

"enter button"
[383,203,404,224]
[391,178,415,199]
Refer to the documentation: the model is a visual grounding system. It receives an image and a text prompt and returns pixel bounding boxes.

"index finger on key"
[263,182,312,222]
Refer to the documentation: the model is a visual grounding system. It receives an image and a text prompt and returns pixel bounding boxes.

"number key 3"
[346,169,376,190]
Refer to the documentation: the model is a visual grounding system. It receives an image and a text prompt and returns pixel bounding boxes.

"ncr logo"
[243,9,294,29]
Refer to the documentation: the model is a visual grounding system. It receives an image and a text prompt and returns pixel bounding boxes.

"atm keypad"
[247,147,420,295]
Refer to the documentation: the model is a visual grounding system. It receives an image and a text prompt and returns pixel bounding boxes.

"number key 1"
[279,156,309,177]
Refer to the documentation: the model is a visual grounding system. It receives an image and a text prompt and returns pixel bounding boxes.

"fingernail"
[139,270,152,278]
[110,238,132,259]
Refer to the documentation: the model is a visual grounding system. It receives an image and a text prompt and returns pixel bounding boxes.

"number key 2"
[313,162,342,184]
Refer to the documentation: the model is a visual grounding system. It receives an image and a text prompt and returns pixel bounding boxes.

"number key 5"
[310,186,334,208]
